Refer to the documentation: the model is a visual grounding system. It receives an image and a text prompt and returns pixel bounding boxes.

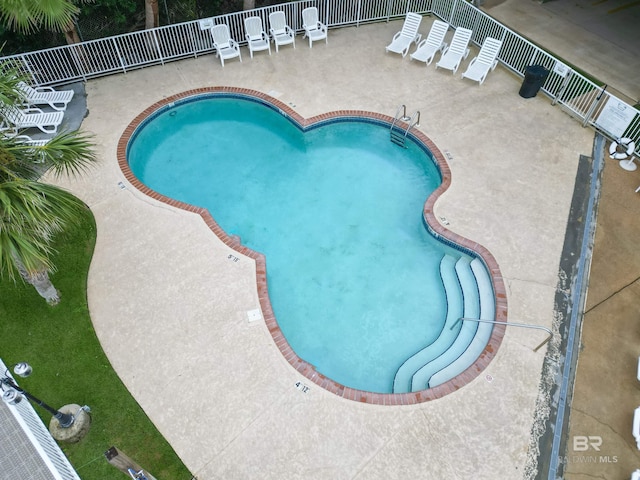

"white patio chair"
[12,134,51,147]
[461,37,503,85]
[6,134,52,163]
[17,81,74,112]
[435,27,472,74]
[244,16,271,58]
[410,20,449,65]
[210,24,242,66]
[302,7,327,48]
[385,12,422,58]
[1,105,64,134]
[269,11,295,52]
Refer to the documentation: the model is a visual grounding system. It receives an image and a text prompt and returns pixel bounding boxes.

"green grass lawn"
[0,206,192,480]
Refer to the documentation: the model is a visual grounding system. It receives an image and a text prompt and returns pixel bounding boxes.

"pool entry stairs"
[390,104,420,148]
[393,255,495,393]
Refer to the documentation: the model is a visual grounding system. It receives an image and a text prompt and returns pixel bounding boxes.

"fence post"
[112,38,128,74]
[19,54,38,85]
[582,84,607,128]
[105,446,158,480]
[552,71,572,106]
[448,0,458,24]
[151,30,165,65]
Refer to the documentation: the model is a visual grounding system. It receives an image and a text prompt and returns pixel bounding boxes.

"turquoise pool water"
[127,95,474,393]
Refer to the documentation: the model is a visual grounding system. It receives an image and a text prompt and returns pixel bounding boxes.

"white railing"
[0,359,81,480]
[1,0,638,151]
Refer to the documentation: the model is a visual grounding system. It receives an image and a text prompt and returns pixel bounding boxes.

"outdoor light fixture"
[0,362,75,428]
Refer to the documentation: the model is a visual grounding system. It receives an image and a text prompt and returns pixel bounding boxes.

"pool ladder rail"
[390,105,420,148]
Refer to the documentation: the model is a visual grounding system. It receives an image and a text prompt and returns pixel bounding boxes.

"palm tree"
[0,67,97,304]
[145,0,159,29]
[0,0,82,43]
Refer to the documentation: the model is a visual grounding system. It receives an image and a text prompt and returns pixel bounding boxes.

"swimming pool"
[121,88,507,403]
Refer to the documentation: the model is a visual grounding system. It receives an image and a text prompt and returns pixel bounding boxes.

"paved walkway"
[47,7,638,479]
[485,0,640,102]
[564,151,640,478]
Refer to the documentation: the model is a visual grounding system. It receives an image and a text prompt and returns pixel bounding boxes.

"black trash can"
[519,65,550,98]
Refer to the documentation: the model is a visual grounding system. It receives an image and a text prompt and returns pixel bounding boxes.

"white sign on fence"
[595,96,636,138]
[552,61,569,78]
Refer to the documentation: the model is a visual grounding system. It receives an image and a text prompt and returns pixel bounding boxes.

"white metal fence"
[1,0,638,152]
[0,359,81,480]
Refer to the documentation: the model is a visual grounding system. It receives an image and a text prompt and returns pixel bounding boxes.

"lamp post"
[1,362,76,428]
[1,360,91,443]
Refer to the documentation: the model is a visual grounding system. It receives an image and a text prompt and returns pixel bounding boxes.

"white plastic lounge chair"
[269,11,295,52]
[12,134,51,147]
[435,27,472,73]
[1,106,64,134]
[9,134,51,162]
[410,20,449,65]
[17,81,74,112]
[302,7,328,48]
[210,24,242,66]
[461,37,503,85]
[244,16,271,58]
[385,12,422,58]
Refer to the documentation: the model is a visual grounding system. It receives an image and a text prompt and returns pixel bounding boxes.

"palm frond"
[0,129,97,180]
[0,179,86,278]
[0,0,79,34]
[0,0,39,34]
[35,129,98,177]
[31,0,79,33]
[0,59,27,106]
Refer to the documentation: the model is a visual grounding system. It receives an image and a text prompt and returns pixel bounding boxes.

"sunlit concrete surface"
[50,19,597,479]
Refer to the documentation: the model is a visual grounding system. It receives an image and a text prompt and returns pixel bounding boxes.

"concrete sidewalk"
[484,0,640,102]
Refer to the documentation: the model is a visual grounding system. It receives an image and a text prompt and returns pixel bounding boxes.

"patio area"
[51,18,598,479]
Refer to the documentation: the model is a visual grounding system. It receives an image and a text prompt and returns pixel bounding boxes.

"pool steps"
[393,255,495,393]
[392,255,464,393]
[428,259,495,388]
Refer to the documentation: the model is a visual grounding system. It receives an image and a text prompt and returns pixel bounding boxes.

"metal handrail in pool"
[451,317,553,352]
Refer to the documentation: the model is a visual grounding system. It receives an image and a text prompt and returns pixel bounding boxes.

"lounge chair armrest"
[463,47,470,59]
[415,38,428,49]
[414,33,422,44]
[490,59,498,70]
[34,86,56,93]
[13,134,35,142]
[439,41,448,52]
[22,106,44,114]
[468,56,478,68]
[318,22,327,33]
[391,31,402,42]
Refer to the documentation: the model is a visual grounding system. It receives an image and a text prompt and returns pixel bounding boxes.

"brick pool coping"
[117,86,508,405]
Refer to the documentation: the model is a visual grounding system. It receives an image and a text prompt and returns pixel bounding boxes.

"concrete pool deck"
[47,12,636,480]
